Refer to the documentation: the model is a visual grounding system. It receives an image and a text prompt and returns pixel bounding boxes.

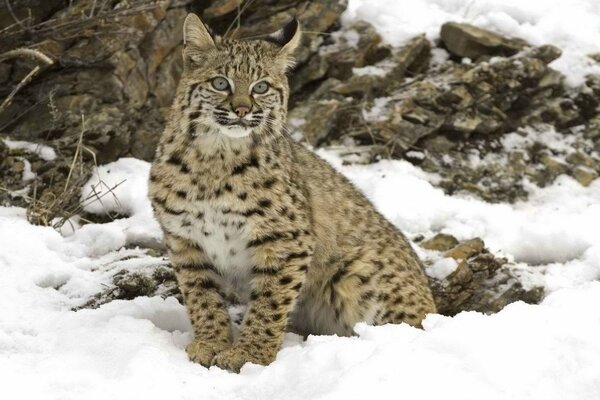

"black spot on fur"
[240,208,265,218]
[164,207,185,215]
[167,153,182,165]
[231,154,259,175]
[251,266,279,275]
[279,276,293,285]
[263,178,276,188]
[258,199,271,208]
[285,251,309,262]
[199,279,217,290]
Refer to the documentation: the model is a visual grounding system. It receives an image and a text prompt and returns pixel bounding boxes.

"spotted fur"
[149,14,436,372]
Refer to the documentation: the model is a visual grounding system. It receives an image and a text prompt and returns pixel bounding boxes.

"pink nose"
[234,105,250,118]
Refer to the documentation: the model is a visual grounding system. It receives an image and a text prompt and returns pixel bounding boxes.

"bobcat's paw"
[186,339,229,367]
[212,346,275,372]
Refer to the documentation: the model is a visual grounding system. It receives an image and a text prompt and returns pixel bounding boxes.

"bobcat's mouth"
[214,115,262,130]
[227,119,254,128]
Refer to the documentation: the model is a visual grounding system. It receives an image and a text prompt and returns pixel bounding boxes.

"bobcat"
[148,13,436,372]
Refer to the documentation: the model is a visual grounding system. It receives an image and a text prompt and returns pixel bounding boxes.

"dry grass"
[20,115,126,230]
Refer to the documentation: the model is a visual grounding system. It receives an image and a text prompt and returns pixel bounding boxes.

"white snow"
[362,97,392,121]
[79,158,163,250]
[2,137,57,160]
[15,156,35,181]
[426,257,459,280]
[343,0,600,86]
[1,144,600,399]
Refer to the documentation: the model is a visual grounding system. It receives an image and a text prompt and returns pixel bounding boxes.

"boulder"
[421,233,459,252]
[440,22,527,60]
[428,239,544,315]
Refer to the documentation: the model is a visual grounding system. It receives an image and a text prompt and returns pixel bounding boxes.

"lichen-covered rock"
[113,270,157,299]
[440,22,528,60]
[444,238,485,260]
[421,233,459,252]
[75,265,180,310]
[428,239,544,315]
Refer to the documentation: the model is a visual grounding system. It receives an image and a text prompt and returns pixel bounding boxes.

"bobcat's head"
[174,13,301,142]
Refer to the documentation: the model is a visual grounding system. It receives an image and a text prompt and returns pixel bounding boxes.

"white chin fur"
[220,126,252,138]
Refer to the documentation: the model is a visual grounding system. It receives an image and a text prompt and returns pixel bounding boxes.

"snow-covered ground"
[2,0,600,399]
[2,148,600,399]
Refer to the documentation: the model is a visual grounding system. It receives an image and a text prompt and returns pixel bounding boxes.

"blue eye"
[252,81,269,94]
[211,77,229,91]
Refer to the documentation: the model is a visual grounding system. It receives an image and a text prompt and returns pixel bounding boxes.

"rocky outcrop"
[420,235,544,315]
[0,0,348,220]
[288,23,600,202]
[440,22,527,60]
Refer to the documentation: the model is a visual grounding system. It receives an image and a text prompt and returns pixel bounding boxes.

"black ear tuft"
[265,18,300,47]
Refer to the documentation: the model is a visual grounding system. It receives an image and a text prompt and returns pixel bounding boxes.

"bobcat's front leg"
[212,230,314,372]
[167,235,231,367]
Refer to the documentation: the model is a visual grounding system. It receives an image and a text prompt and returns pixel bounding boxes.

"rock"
[203,0,242,18]
[421,233,459,252]
[75,265,178,310]
[431,250,544,315]
[387,35,431,80]
[288,98,351,146]
[440,22,528,60]
[572,167,598,186]
[566,151,598,170]
[292,20,390,93]
[0,62,10,83]
[537,154,569,184]
[445,238,485,260]
[0,139,8,167]
[113,271,157,299]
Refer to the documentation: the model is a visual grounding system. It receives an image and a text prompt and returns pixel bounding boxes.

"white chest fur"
[161,200,254,301]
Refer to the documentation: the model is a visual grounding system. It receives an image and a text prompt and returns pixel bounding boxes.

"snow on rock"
[79,158,162,250]
[426,257,459,280]
[2,137,57,161]
[81,157,152,217]
[343,0,600,86]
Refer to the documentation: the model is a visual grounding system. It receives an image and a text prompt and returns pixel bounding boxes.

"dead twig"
[0,66,40,113]
[0,47,54,114]
[0,47,54,65]
[4,0,30,32]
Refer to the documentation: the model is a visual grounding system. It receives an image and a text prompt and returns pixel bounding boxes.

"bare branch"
[0,47,54,65]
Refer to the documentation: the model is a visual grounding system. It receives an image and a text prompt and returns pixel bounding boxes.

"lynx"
[148,13,436,372]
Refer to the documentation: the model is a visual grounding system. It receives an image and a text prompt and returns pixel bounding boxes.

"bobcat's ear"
[183,13,216,66]
[267,18,301,70]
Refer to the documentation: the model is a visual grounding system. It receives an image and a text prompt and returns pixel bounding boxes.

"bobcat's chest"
[162,198,255,300]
